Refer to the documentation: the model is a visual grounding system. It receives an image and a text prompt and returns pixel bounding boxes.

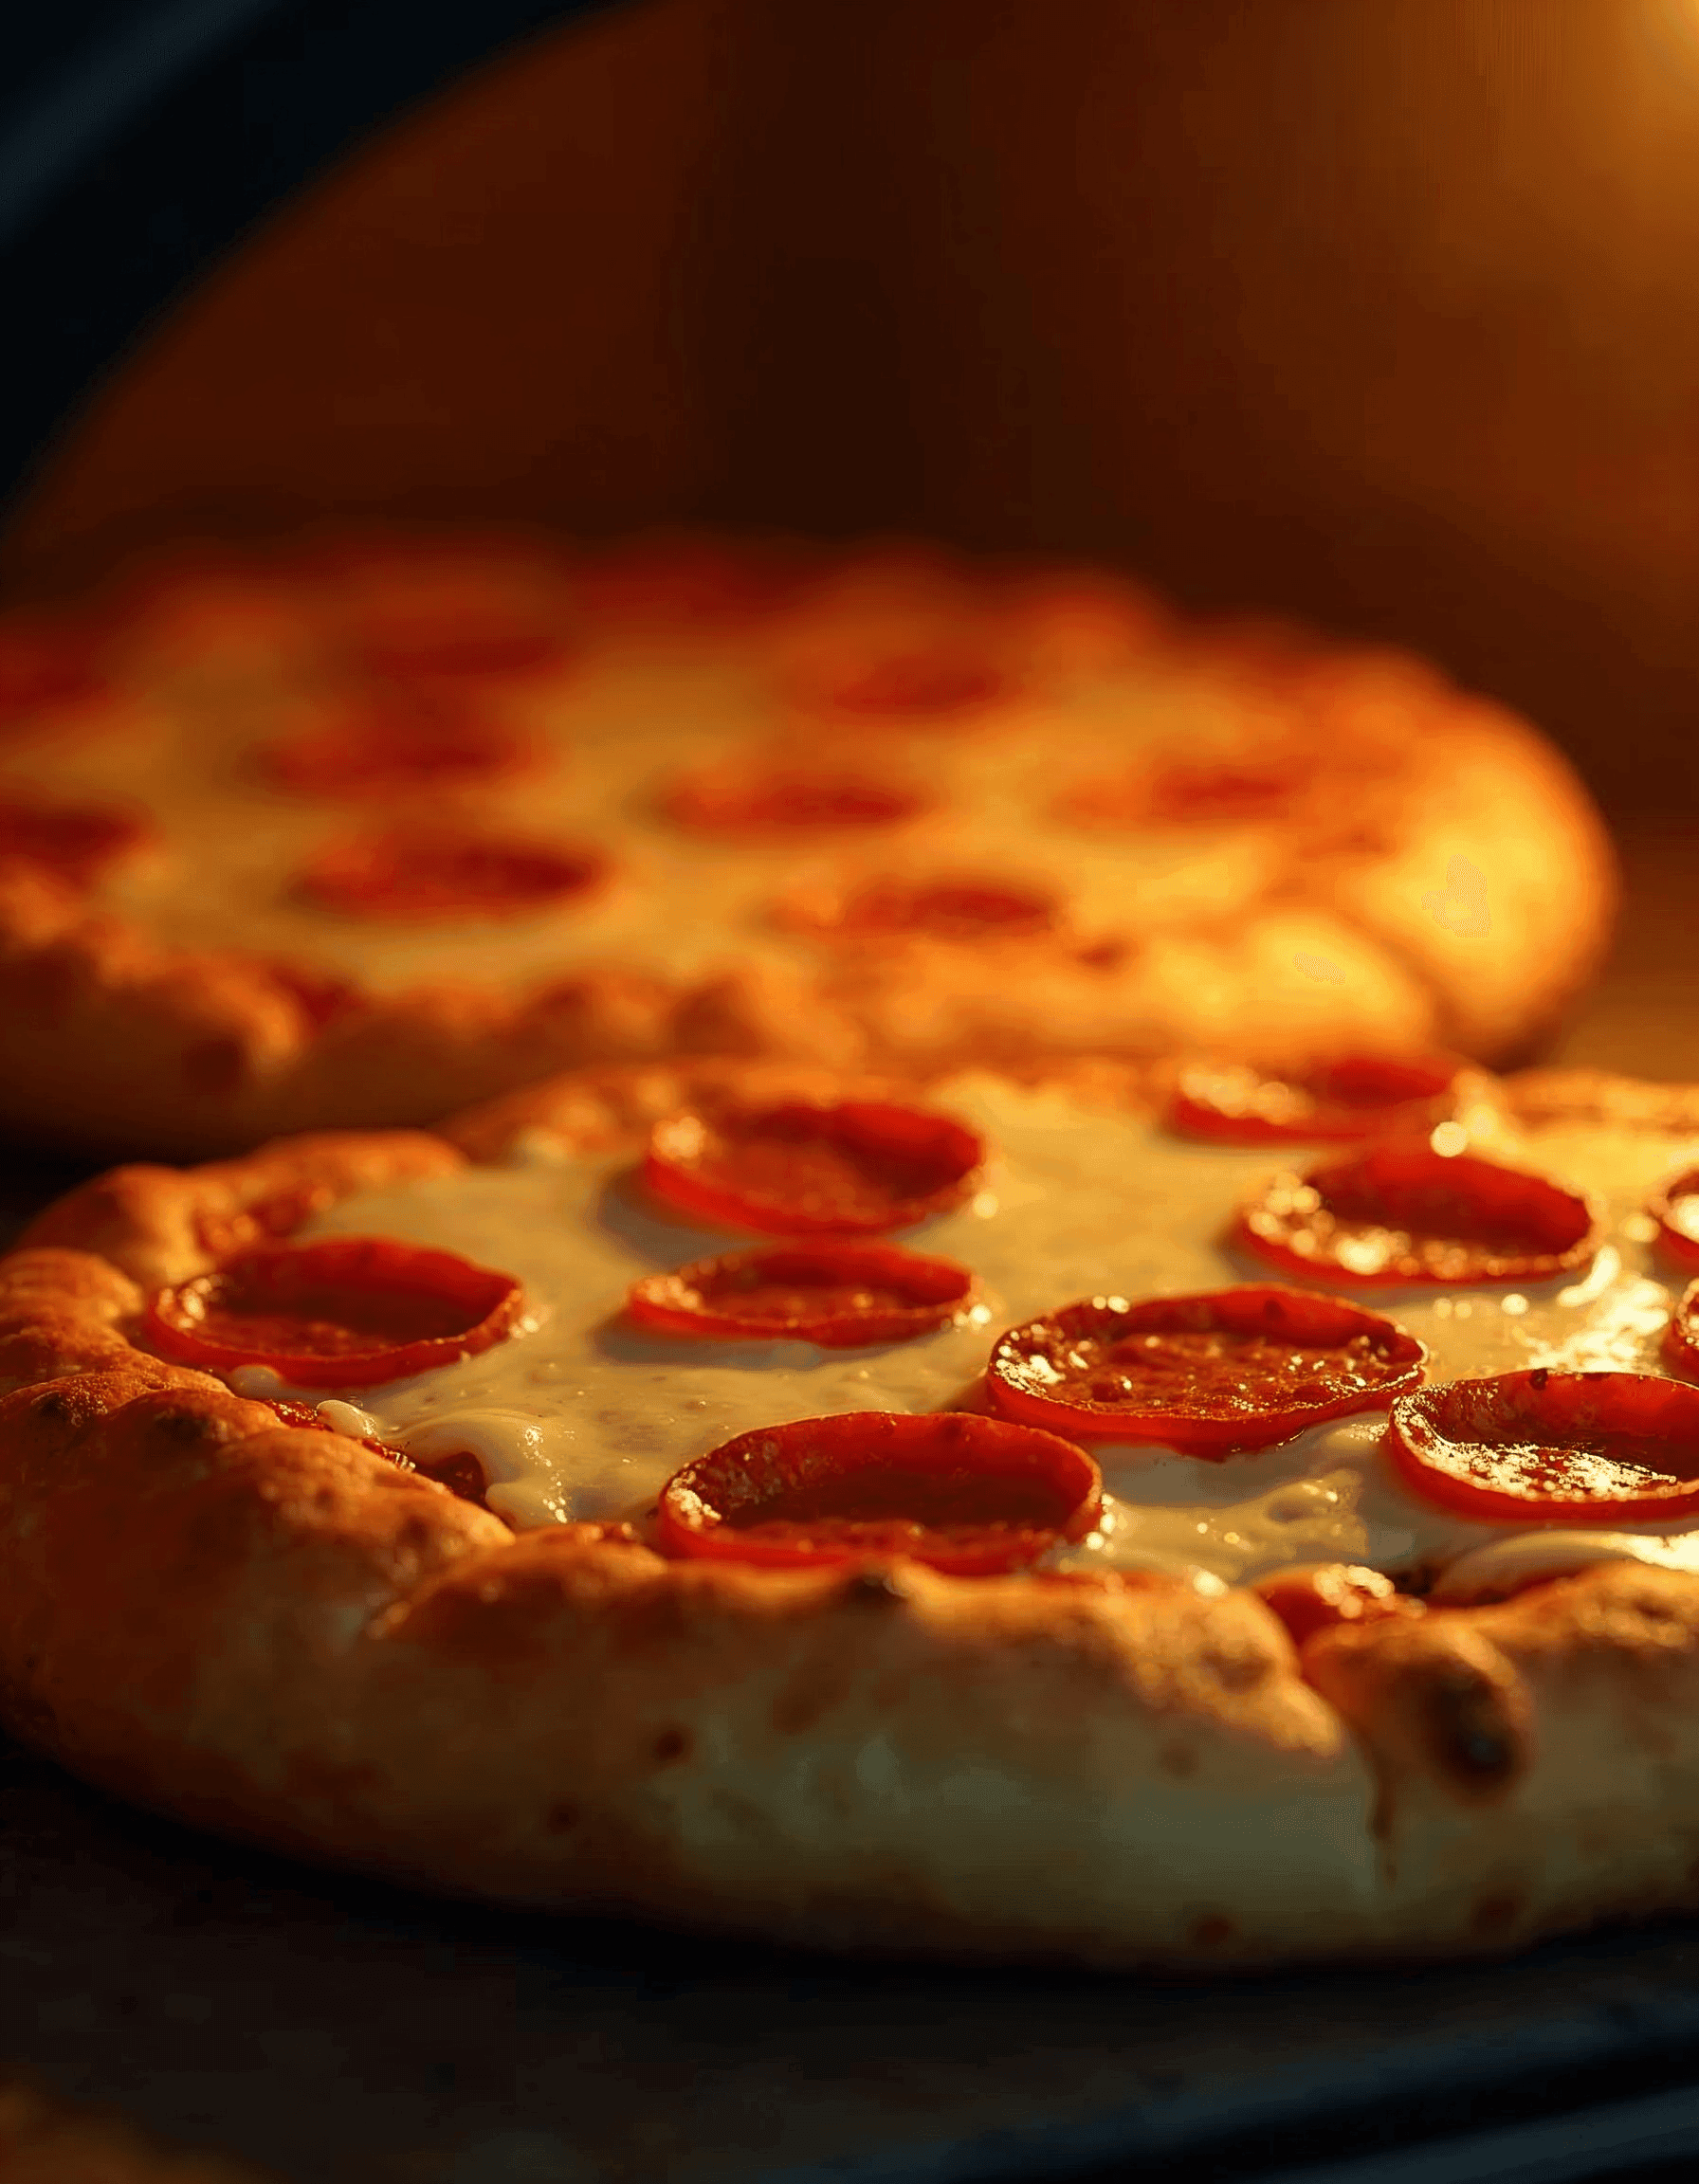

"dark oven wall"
[5,0,1699,821]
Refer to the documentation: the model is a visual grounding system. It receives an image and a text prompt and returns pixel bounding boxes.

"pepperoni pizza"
[8,1055,1699,1966]
[0,532,1614,1155]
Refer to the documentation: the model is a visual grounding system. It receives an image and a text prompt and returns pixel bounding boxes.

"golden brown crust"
[1304,1562,1699,1948]
[20,1130,465,1287]
[9,1059,1699,1967]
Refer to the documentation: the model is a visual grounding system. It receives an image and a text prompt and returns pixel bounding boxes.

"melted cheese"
[261,1077,1699,1589]
[7,650,1309,998]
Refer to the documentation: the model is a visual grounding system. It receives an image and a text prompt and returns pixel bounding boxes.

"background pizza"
[0,530,1614,1155]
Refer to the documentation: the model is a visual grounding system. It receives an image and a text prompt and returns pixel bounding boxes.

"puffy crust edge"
[6,1062,1699,1966]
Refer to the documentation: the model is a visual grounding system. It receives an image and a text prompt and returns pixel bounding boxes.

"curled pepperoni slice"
[146,1236,524,1389]
[1387,1371,1699,1525]
[627,1242,973,1346]
[656,1410,1102,1574]
[0,792,150,883]
[644,1100,985,1235]
[1650,1169,1699,1274]
[264,697,533,797]
[779,874,1059,944]
[986,1285,1425,1455]
[1235,1147,1599,1287]
[301,828,605,921]
[662,765,924,833]
[797,650,1011,722]
[1168,1055,1467,1146]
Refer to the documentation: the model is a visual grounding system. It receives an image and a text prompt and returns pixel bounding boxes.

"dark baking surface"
[10,1731,1699,2184]
[6,830,1699,2183]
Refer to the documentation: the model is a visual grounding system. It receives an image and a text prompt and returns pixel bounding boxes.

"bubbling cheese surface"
[289,1079,1699,1588]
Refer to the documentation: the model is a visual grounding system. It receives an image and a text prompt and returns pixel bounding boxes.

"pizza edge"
[3,1060,1698,1968]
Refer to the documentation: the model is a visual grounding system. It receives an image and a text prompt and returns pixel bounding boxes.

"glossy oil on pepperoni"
[0,792,151,883]
[644,1100,985,1235]
[662,765,924,833]
[147,1236,524,1389]
[986,1285,1425,1455]
[1168,1055,1466,1146]
[1387,1371,1699,1524]
[1650,1169,1699,1274]
[656,1410,1102,1574]
[264,696,533,797]
[780,875,1059,945]
[627,1242,973,1347]
[300,828,606,920]
[1235,1147,1599,1287]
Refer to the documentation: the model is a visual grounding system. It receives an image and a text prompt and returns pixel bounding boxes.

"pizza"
[7,1051,1699,1970]
[0,530,1614,1156]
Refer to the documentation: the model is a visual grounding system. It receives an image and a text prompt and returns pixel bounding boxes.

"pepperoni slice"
[662,765,924,833]
[1651,1169,1699,1274]
[644,1100,985,1235]
[0,619,110,727]
[352,607,569,682]
[575,537,808,627]
[1168,1056,1466,1146]
[627,1242,973,1346]
[779,875,1059,944]
[300,828,605,920]
[797,650,1011,722]
[264,696,533,797]
[1056,754,1307,830]
[146,1236,524,1389]
[1235,1147,1599,1287]
[311,548,573,681]
[986,1285,1425,1455]
[0,792,150,883]
[656,1410,1102,1574]
[1387,1371,1699,1524]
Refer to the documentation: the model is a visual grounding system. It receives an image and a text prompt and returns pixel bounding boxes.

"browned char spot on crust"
[1416,1658,1527,1792]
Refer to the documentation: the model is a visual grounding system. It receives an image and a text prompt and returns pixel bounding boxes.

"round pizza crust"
[0,537,1617,1155]
[4,1060,1699,1971]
